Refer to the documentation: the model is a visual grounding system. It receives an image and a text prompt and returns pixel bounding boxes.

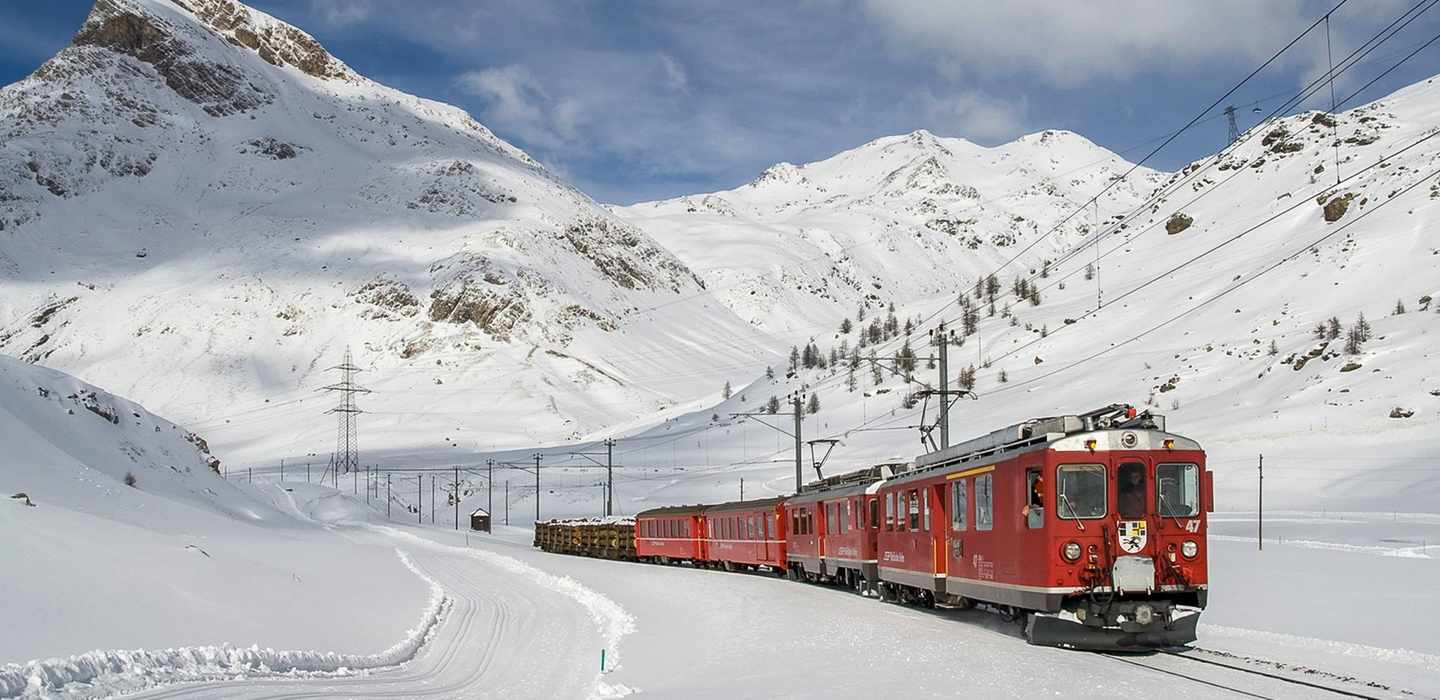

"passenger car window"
[1157,463,1200,516]
[1057,465,1107,519]
[908,489,921,531]
[976,474,993,531]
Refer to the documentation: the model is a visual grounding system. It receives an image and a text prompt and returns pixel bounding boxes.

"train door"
[930,481,948,578]
[762,511,773,562]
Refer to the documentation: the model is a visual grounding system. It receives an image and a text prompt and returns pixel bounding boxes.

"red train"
[625,404,1211,650]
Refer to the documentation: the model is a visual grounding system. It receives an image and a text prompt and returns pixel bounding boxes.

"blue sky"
[2,1,1438,204]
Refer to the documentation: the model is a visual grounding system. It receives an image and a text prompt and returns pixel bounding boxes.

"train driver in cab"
[1118,463,1147,518]
[1023,472,1044,528]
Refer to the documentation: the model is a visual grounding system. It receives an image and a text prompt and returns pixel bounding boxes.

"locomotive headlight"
[1062,541,1082,562]
[1135,604,1155,625]
[1182,540,1199,559]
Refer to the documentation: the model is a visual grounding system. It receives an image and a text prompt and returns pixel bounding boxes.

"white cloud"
[456,65,573,149]
[911,90,1028,142]
[860,0,1341,87]
[308,0,372,28]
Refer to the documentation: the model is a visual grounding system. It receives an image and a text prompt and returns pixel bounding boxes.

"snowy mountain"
[614,128,1164,334]
[585,78,1440,517]
[0,0,766,461]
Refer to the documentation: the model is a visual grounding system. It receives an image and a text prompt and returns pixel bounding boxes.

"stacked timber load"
[533,517,637,560]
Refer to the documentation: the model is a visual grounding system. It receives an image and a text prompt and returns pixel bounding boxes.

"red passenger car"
[635,505,705,564]
[784,465,893,591]
[702,497,786,572]
[876,404,1211,648]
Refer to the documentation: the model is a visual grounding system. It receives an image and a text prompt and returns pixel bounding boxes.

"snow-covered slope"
[0,0,767,462]
[0,352,429,667]
[615,128,1163,334]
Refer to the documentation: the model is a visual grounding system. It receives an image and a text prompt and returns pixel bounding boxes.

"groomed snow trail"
[5,527,632,700]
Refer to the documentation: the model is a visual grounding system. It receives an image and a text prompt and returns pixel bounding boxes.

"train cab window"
[921,489,930,532]
[951,480,968,531]
[1118,462,1148,518]
[1025,469,1044,529]
[870,499,879,530]
[885,493,895,530]
[1158,463,1200,517]
[767,514,775,540]
[1057,465,1107,519]
[908,489,921,531]
[975,473,994,532]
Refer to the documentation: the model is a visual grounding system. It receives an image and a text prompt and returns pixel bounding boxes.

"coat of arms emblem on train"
[1118,520,1147,553]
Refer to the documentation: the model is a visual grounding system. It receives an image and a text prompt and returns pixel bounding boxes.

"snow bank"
[0,549,447,700]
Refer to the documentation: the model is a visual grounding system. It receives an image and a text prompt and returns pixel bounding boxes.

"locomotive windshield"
[1118,462,1147,518]
[1056,465,1106,519]
[1157,463,1200,517]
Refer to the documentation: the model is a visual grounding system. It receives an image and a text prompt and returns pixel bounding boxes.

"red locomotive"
[618,404,1210,650]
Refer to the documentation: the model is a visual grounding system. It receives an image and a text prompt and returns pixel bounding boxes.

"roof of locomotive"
[883,426,1202,489]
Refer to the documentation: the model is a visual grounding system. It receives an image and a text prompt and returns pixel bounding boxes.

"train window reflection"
[1057,465,1107,519]
[1157,463,1200,517]
[975,474,993,532]
[1118,462,1147,518]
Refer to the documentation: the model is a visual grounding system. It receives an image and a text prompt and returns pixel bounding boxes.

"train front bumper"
[1024,608,1199,650]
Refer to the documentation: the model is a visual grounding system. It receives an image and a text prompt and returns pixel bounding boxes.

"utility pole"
[280,459,285,482]
[731,399,805,494]
[935,321,950,448]
[505,480,510,525]
[386,474,391,518]
[1224,104,1239,143]
[453,466,460,531]
[417,475,422,524]
[605,438,615,517]
[306,462,310,483]
[431,474,435,524]
[1258,454,1264,551]
[365,466,370,503]
[793,394,804,494]
[320,348,371,482]
[533,453,543,523]
[487,459,494,520]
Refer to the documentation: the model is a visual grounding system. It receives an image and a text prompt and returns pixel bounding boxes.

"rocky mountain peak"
[70,0,351,111]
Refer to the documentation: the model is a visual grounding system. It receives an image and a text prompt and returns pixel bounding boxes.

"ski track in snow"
[0,526,636,700]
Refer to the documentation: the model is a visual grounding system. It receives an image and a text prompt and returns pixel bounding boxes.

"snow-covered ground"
[20,509,1439,699]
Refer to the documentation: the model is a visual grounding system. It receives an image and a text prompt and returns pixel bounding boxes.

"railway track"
[1103,646,1413,699]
